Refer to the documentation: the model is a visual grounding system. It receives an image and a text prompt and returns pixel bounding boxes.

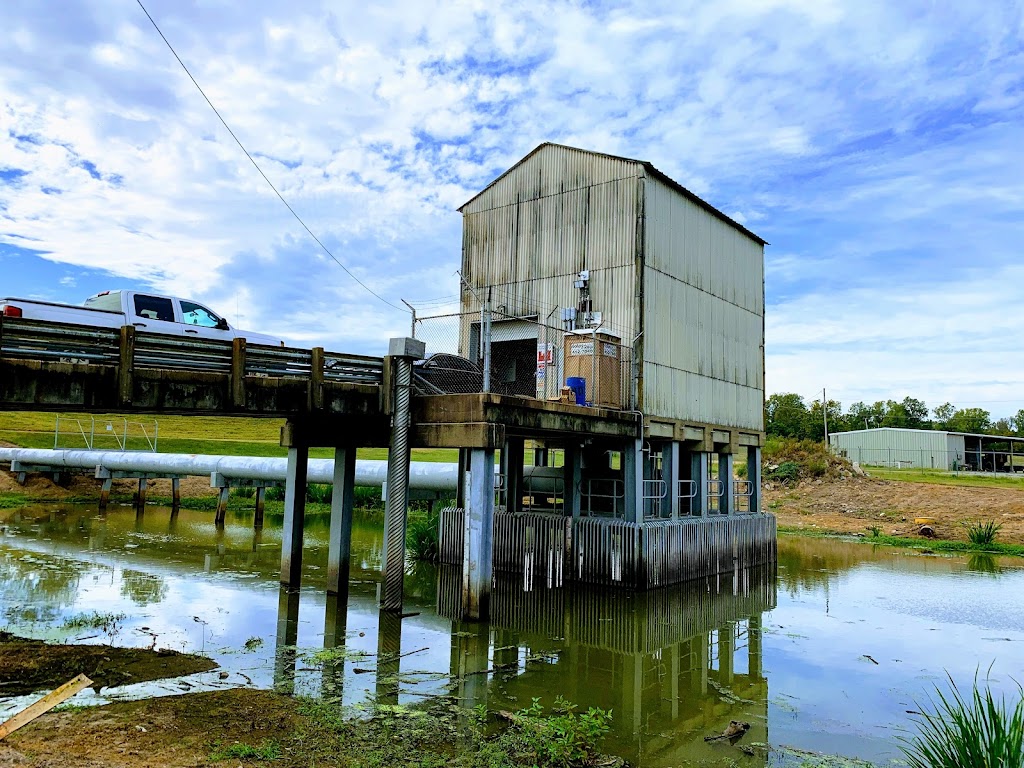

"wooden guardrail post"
[118,325,135,406]
[231,338,247,409]
[310,347,324,411]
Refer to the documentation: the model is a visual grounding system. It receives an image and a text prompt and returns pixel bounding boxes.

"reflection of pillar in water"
[748,615,762,678]
[621,654,643,734]
[322,593,349,700]
[696,633,709,695]
[376,610,403,705]
[718,622,735,684]
[274,587,301,695]
[451,620,490,711]
[670,643,680,719]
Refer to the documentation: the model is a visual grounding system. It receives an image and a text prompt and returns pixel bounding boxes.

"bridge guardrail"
[0,317,385,386]
[0,319,121,365]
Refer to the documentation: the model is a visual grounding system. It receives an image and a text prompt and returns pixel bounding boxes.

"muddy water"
[1,503,1023,767]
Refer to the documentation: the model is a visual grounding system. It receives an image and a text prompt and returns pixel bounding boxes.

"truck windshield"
[180,301,222,328]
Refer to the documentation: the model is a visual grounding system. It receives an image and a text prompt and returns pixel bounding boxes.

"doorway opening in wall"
[470,318,539,398]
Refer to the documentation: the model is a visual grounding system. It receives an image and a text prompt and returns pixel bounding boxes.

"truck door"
[128,293,183,337]
[178,299,233,342]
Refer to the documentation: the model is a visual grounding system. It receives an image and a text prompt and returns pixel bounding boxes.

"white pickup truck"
[0,290,284,345]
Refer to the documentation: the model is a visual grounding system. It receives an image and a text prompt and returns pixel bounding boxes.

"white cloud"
[0,0,1022,412]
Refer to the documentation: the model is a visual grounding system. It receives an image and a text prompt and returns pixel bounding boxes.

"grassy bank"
[866,466,1024,490]
[779,526,1024,558]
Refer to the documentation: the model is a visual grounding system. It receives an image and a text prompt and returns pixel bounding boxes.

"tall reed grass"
[899,676,1023,768]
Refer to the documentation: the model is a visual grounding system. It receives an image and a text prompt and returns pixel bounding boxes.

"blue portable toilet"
[566,377,587,406]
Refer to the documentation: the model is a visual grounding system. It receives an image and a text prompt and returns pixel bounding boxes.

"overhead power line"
[134,0,404,313]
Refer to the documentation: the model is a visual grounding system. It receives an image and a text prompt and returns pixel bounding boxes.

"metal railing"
[0,318,385,386]
[0,320,121,364]
[580,477,625,518]
[677,479,697,517]
[53,414,158,451]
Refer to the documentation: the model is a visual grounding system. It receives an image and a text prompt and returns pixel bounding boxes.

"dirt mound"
[762,437,866,487]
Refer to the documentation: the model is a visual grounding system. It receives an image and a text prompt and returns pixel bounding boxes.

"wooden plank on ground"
[0,674,93,740]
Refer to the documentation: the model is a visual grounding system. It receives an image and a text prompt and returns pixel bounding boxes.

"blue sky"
[2,0,1023,418]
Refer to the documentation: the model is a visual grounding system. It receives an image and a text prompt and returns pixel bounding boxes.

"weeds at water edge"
[898,675,1024,768]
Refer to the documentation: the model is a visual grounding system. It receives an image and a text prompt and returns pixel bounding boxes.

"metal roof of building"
[835,427,1024,444]
[458,142,768,246]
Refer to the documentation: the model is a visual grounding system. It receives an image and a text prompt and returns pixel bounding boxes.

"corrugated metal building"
[458,143,766,439]
[831,427,1024,471]
[830,428,964,469]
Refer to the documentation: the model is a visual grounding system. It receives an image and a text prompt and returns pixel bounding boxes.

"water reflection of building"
[438,563,775,766]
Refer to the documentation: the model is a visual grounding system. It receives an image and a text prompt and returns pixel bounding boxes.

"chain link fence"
[411,307,635,410]
[837,447,1024,474]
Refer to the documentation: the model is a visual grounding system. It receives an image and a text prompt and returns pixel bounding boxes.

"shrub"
[507,696,612,768]
[307,483,332,504]
[966,521,1002,547]
[767,461,800,485]
[406,511,440,563]
[898,676,1023,768]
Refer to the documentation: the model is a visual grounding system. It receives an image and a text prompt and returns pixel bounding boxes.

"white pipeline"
[0,447,459,491]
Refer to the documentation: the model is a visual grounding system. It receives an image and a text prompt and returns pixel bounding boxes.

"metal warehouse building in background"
[831,427,1024,472]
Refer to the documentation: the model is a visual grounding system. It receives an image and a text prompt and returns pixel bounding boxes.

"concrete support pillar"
[718,452,735,516]
[748,615,763,678]
[99,477,112,512]
[503,437,525,514]
[623,439,645,524]
[691,451,710,517]
[171,478,180,512]
[563,443,582,520]
[280,445,309,588]
[462,447,495,621]
[666,442,680,520]
[456,449,468,509]
[328,445,356,596]
[381,341,422,613]
[215,486,230,526]
[254,487,266,528]
[746,446,762,514]
[533,445,548,467]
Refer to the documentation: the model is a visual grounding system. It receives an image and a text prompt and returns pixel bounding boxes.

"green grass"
[966,520,1002,546]
[899,677,1023,768]
[868,467,1024,490]
[209,740,282,761]
[778,526,1024,558]
[0,411,457,462]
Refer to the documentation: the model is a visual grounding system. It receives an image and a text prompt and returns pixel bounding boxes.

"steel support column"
[280,445,309,588]
[718,452,735,516]
[623,439,645,524]
[691,451,710,517]
[747,446,762,514]
[380,337,424,613]
[667,442,681,520]
[462,447,495,621]
[327,445,356,595]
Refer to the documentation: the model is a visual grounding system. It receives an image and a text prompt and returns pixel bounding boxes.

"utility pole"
[823,388,829,447]
[401,299,416,338]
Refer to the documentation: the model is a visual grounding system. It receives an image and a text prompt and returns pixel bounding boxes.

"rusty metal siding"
[642,177,764,430]
[460,146,642,341]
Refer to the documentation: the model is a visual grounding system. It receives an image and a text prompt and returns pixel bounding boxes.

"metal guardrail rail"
[0,318,385,386]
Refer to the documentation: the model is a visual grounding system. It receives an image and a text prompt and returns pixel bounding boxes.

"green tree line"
[766,394,1024,441]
